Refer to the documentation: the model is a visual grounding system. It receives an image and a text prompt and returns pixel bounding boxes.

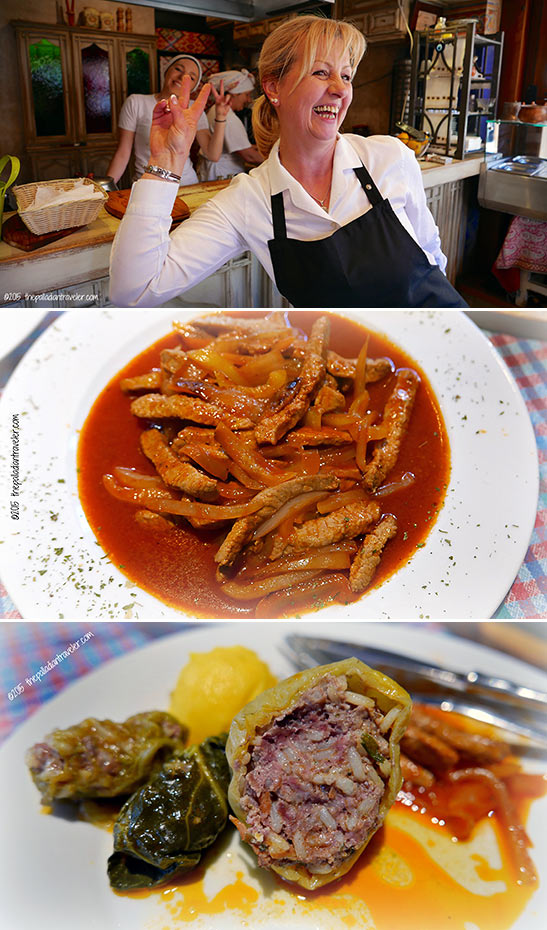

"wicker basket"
[13,178,108,235]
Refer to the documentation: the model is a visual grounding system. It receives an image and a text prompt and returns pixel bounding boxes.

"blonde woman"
[106,55,231,185]
[110,16,466,307]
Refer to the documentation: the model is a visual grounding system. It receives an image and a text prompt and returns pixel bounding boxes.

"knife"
[283,634,547,748]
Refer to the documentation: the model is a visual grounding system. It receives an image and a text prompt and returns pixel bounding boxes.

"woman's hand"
[210,79,234,121]
[149,74,211,174]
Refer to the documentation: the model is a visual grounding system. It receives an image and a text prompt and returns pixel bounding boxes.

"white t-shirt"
[118,94,201,185]
[111,133,447,307]
[198,106,252,181]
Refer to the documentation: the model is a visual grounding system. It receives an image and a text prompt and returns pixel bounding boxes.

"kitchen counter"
[419,154,482,188]
[0,180,235,306]
[0,159,481,306]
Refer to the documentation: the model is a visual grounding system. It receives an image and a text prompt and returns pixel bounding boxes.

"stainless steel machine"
[478,120,547,220]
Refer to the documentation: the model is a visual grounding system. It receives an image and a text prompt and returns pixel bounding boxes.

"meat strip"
[362,368,420,491]
[255,316,330,445]
[160,347,187,375]
[273,500,381,557]
[134,510,175,532]
[401,723,459,772]
[326,352,393,383]
[130,394,252,430]
[120,371,162,393]
[349,514,398,593]
[411,706,510,765]
[140,429,217,499]
[189,312,292,336]
[400,753,435,788]
[311,382,346,416]
[285,427,354,447]
[173,426,217,446]
[215,474,339,571]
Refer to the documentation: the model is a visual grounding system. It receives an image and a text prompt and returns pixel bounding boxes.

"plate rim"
[1,621,546,930]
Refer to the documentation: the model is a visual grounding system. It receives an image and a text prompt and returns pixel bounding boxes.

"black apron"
[267,164,468,308]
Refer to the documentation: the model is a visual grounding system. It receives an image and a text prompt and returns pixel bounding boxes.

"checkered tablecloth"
[1,315,545,620]
[0,621,195,744]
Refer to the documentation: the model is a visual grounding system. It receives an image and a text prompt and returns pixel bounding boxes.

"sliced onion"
[353,336,370,397]
[254,572,353,619]
[216,422,293,487]
[448,768,538,885]
[252,547,352,577]
[221,569,320,600]
[113,467,166,490]
[374,471,415,497]
[103,474,175,503]
[150,495,266,521]
[252,490,330,540]
[322,413,361,428]
[316,488,368,514]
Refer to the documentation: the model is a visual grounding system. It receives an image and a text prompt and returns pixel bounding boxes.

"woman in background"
[198,69,263,180]
[107,55,230,185]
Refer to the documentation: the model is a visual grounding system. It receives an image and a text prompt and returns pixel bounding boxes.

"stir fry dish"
[108,735,230,890]
[226,658,411,889]
[398,703,540,886]
[79,312,449,618]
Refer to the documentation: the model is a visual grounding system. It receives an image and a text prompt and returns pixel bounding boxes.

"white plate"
[0,309,538,619]
[0,309,46,360]
[1,622,546,930]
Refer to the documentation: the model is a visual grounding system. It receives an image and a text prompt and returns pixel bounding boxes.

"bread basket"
[13,177,107,235]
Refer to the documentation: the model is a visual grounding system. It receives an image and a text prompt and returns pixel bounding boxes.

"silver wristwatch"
[144,164,181,183]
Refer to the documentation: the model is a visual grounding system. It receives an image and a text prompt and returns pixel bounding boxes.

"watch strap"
[144,164,181,183]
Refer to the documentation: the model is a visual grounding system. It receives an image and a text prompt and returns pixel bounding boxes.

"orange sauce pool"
[111,761,546,930]
[77,311,450,618]
[151,800,543,930]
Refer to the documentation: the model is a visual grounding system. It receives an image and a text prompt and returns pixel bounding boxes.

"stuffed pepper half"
[226,658,411,889]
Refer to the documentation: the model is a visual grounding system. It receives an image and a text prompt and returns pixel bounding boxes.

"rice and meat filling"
[236,674,390,873]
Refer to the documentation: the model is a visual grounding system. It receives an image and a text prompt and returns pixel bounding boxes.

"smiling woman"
[109,15,468,308]
[106,54,231,186]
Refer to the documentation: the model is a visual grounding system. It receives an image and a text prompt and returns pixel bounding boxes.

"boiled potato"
[169,646,277,744]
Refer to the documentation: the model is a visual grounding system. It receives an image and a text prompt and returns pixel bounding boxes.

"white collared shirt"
[110,133,446,306]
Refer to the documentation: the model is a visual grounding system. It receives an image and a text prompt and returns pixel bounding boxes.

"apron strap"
[353,165,383,206]
[271,191,287,239]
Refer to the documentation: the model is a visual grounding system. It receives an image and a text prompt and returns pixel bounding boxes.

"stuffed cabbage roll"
[26,711,187,804]
[108,734,230,889]
[226,658,411,889]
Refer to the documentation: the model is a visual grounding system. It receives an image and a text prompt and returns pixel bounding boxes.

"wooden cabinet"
[12,21,157,182]
[335,1,411,43]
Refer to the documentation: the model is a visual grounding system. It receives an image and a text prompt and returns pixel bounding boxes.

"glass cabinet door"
[15,26,74,144]
[118,38,157,104]
[71,33,119,143]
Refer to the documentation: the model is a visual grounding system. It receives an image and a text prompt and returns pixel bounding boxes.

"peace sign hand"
[210,79,234,121]
[149,74,211,174]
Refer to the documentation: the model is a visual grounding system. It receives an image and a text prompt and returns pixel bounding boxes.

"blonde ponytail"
[252,94,280,158]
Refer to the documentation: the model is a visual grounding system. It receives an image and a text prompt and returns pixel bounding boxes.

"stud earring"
[270,97,279,105]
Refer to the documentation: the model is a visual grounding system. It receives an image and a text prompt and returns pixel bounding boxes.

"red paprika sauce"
[77,311,450,618]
